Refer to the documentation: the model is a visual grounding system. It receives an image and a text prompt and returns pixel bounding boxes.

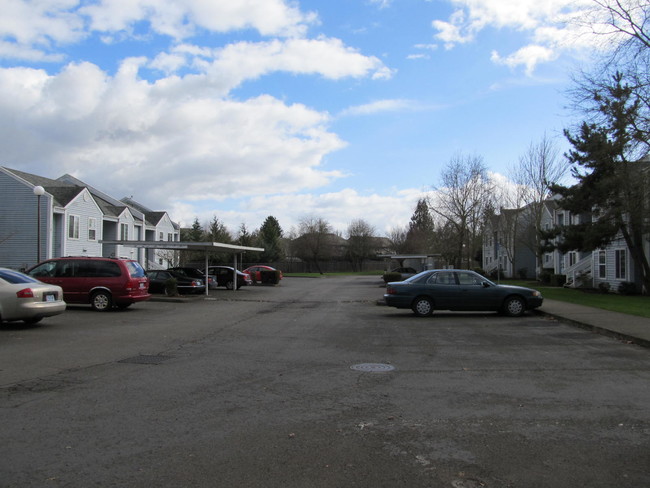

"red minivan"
[28,257,150,311]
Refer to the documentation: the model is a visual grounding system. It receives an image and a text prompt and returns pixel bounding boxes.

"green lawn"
[503,280,650,318]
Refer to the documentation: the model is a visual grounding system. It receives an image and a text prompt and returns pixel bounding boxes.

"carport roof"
[100,240,264,253]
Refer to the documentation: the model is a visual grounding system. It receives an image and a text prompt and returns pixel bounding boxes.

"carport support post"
[232,253,237,292]
[204,253,209,296]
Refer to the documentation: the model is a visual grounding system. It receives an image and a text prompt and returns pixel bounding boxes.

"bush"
[598,282,611,294]
[618,281,638,295]
[383,272,402,284]
[550,274,566,287]
[260,269,281,285]
[539,269,553,285]
[164,278,178,296]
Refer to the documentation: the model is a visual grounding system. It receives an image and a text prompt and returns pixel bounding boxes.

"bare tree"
[509,134,568,276]
[387,226,409,254]
[346,219,376,272]
[294,216,333,274]
[570,0,650,145]
[430,153,495,268]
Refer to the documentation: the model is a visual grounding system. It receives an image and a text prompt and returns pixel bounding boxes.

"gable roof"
[2,167,85,207]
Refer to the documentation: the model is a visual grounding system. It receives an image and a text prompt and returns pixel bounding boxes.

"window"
[598,251,606,279]
[88,217,97,241]
[68,215,80,239]
[457,272,482,285]
[159,232,164,240]
[120,223,129,240]
[167,233,173,241]
[615,249,627,280]
[568,252,577,267]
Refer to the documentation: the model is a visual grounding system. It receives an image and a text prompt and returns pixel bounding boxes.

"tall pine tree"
[551,73,650,294]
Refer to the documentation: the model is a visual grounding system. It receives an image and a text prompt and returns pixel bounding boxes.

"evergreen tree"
[184,217,204,241]
[551,73,650,294]
[258,216,284,263]
[405,198,435,253]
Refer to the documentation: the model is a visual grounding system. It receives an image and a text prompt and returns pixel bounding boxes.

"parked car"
[383,267,418,283]
[147,270,205,295]
[27,257,150,311]
[384,269,543,317]
[0,267,66,324]
[208,266,251,289]
[167,267,216,289]
[243,265,283,283]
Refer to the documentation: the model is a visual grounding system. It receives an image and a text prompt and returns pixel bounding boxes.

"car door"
[425,271,459,309]
[455,271,500,310]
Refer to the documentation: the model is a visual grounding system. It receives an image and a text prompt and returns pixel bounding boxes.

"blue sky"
[0,0,616,236]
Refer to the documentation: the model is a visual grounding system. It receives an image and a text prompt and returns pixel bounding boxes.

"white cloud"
[339,99,439,117]
[0,0,317,61]
[80,0,315,39]
[429,0,620,73]
[491,45,557,75]
[0,60,348,208]
[227,187,429,235]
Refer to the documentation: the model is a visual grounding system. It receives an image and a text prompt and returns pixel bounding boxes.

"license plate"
[45,293,55,302]
[140,282,146,289]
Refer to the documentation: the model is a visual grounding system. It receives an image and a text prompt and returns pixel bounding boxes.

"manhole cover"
[350,363,396,373]
[118,355,171,365]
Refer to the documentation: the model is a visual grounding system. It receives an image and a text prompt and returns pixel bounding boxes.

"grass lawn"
[503,280,650,319]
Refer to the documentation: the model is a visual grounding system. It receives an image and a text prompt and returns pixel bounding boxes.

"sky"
[0,0,621,237]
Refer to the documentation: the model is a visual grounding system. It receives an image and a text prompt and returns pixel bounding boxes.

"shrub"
[164,278,178,296]
[598,282,611,294]
[550,274,566,287]
[618,281,638,295]
[539,269,553,285]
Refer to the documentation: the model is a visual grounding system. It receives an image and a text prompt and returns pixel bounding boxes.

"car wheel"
[91,290,113,311]
[225,280,234,290]
[412,297,434,317]
[503,296,525,317]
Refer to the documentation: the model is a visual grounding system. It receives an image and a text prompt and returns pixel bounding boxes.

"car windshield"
[0,269,41,284]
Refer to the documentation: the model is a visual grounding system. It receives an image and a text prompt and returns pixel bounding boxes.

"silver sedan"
[0,267,66,324]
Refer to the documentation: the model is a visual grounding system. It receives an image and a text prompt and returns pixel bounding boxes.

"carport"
[99,240,264,296]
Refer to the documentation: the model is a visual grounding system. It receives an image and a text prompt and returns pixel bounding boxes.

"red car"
[243,265,283,283]
[27,257,150,311]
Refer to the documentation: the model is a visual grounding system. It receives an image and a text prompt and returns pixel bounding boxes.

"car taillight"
[16,288,35,298]
[386,287,396,295]
[125,279,139,291]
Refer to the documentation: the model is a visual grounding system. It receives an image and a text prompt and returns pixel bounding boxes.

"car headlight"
[531,290,541,297]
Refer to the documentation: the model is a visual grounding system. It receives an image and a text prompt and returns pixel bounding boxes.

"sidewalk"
[538,299,650,348]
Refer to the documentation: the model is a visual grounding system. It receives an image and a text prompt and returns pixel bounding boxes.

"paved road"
[1,276,649,487]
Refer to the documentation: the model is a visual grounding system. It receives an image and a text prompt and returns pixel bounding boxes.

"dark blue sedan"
[384,269,543,317]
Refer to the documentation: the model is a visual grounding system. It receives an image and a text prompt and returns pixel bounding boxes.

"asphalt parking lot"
[1,276,649,487]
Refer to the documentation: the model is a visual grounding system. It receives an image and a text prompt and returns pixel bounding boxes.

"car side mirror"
[481,281,490,288]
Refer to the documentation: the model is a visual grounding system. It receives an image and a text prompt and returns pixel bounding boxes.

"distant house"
[482,205,538,279]
[0,166,179,270]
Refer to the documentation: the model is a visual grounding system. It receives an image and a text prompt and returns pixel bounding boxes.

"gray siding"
[0,172,51,270]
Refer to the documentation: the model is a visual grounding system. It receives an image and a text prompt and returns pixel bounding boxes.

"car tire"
[91,290,113,311]
[412,297,434,317]
[503,296,525,317]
